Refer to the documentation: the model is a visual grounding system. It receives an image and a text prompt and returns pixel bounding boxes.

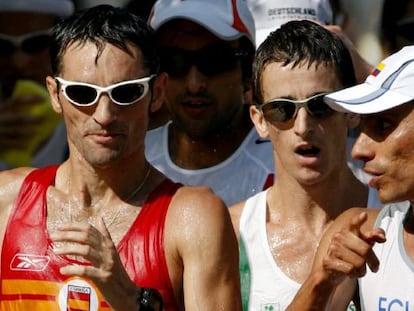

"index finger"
[348,211,368,236]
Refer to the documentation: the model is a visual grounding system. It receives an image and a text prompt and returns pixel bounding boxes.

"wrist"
[136,287,163,311]
[311,269,342,293]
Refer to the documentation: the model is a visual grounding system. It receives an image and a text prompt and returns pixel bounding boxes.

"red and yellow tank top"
[1,165,180,311]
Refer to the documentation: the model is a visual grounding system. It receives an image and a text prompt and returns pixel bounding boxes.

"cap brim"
[151,3,245,41]
[324,83,414,114]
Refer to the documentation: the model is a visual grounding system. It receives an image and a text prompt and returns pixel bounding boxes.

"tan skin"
[287,103,414,310]
[0,41,241,310]
[230,61,368,286]
[156,20,252,169]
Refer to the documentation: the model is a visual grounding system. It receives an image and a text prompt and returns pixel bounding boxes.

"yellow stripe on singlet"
[2,279,61,295]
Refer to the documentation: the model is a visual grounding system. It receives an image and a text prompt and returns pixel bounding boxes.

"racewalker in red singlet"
[0,5,241,311]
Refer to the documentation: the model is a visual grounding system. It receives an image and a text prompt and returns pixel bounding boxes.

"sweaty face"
[50,42,152,168]
[156,20,246,138]
[0,12,55,99]
[260,61,349,185]
[352,103,414,203]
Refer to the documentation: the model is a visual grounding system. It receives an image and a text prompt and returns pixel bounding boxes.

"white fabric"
[149,0,256,45]
[0,0,74,16]
[239,188,378,311]
[359,201,414,311]
[325,46,414,114]
[246,0,333,46]
[145,122,274,206]
[239,190,301,311]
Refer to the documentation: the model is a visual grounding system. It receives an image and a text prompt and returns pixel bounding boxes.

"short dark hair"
[50,4,159,75]
[253,20,356,105]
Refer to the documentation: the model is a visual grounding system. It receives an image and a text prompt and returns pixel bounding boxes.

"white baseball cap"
[148,0,256,46]
[247,0,333,47]
[325,45,414,114]
[0,0,74,16]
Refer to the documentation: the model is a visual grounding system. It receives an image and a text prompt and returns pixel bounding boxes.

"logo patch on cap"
[371,62,385,77]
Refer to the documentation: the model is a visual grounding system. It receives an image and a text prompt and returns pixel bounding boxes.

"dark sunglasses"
[0,29,52,57]
[159,43,247,77]
[259,93,334,122]
[55,75,155,107]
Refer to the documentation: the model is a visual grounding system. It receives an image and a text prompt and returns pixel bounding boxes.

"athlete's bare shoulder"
[0,167,36,208]
[0,167,36,253]
[166,184,233,248]
[168,185,228,222]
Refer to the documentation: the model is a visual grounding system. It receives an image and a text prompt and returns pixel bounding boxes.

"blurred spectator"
[339,0,384,65]
[146,0,275,206]
[73,0,129,9]
[245,0,373,83]
[246,0,334,46]
[0,0,74,169]
[381,0,414,57]
[125,0,156,20]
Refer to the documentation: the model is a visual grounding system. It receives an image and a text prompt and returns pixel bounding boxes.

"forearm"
[286,270,335,311]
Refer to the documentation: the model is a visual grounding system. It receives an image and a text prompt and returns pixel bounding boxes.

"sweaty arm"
[0,167,34,261]
[168,186,242,310]
[286,208,385,311]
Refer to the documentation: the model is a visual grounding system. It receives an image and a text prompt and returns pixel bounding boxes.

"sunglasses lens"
[66,85,97,105]
[263,101,296,122]
[307,96,333,117]
[160,49,190,77]
[111,83,145,104]
[160,44,241,77]
[22,34,51,54]
[198,44,239,76]
[0,38,16,56]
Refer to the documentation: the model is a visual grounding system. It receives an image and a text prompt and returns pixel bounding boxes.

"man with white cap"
[146,0,274,206]
[0,0,74,169]
[286,45,414,310]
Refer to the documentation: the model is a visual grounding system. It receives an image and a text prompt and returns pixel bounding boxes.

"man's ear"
[250,104,269,138]
[46,76,62,114]
[149,72,168,113]
[346,113,360,129]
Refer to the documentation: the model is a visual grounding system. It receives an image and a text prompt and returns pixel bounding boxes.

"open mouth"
[295,146,320,156]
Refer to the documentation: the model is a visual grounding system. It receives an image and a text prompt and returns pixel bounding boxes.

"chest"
[266,223,322,283]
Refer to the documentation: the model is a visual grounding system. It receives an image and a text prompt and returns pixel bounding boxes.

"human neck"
[268,168,368,221]
[168,118,251,169]
[60,158,152,212]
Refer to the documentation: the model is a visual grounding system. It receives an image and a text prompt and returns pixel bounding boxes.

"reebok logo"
[10,254,50,271]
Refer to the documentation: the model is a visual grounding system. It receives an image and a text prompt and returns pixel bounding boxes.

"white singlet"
[359,201,414,311]
[145,122,275,206]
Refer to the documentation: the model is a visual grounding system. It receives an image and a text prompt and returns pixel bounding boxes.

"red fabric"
[1,165,180,310]
[262,173,274,190]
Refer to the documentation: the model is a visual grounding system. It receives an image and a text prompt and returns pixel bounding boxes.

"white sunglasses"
[55,75,156,106]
